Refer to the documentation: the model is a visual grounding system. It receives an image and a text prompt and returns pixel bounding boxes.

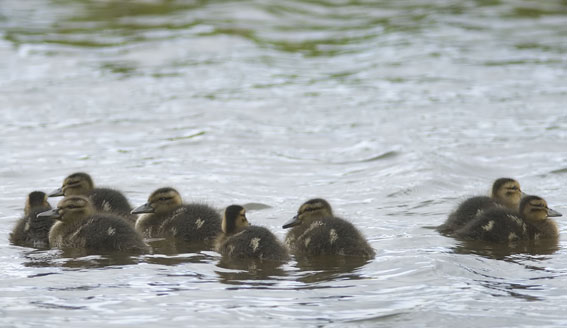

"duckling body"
[283,199,375,258]
[437,178,522,234]
[215,205,289,261]
[455,195,561,243]
[10,191,55,249]
[49,172,136,224]
[39,196,148,254]
[454,207,528,243]
[132,187,221,247]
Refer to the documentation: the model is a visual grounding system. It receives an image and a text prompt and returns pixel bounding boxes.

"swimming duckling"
[38,196,148,254]
[131,187,221,247]
[437,178,522,234]
[455,195,562,243]
[282,198,375,258]
[10,191,55,249]
[215,205,289,261]
[48,172,136,224]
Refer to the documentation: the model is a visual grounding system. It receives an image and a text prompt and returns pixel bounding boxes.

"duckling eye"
[66,205,78,209]
[158,197,170,201]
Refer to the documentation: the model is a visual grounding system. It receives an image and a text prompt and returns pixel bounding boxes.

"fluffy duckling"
[455,195,562,243]
[131,187,221,246]
[215,205,289,261]
[49,172,136,224]
[437,178,522,234]
[38,196,148,254]
[10,191,55,249]
[283,198,375,258]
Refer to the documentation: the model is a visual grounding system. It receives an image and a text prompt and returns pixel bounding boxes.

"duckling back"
[158,203,222,246]
[437,196,501,234]
[50,214,148,254]
[10,191,55,249]
[216,226,289,261]
[285,216,375,258]
[454,207,528,243]
[90,188,136,223]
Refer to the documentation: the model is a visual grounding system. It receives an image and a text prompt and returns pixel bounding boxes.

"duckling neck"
[48,217,85,247]
[528,219,559,239]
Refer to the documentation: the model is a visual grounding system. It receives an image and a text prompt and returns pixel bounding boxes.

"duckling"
[215,205,289,261]
[37,196,148,254]
[10,191,55,249]
[131,187,221,247]
[437,178,522,234]
[48,172,136,224]
[455,195,562,243]
[282,198,375,258]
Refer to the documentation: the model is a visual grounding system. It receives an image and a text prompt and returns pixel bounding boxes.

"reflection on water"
[294,255,371,284]
[452,238,560,260]
[216,257,288,285]
[22,248,145,268]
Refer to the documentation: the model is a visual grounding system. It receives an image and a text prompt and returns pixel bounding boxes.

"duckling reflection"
[294,255,372,283]
[455,195,561,247]
[38,196,149,255]
[283,198,375,259]
[10,191,55,249]
[452,238,559,260]
[215,257,287,284]
[215,205,289,261]
[437,178,522,234]
[131,187,221,249]
[49,172,136,224]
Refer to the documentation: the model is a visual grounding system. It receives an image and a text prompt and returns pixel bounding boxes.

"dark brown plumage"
[10,191,55,249]
[437,178,522,234]
[38,196,148,254]
[283,198,375,258]
[215,205,289,261]
[49,172,136,224]
[132,187,221,248]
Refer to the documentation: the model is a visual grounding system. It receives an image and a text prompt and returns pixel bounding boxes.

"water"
[1,0,567,326]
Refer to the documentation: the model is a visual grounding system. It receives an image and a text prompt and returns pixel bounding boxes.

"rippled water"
[2,0,567,326]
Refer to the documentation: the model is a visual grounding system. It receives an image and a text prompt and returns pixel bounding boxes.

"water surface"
[1,0,567,327]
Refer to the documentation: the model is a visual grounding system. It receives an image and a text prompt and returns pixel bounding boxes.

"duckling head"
[37,195,95,223]
[48,172,94,197]
[491,178,522,209]
[24,191,51,216]
[520,195,562,221]
[222,205,250,234]
[131,187,182,214]
[282,198,333,229]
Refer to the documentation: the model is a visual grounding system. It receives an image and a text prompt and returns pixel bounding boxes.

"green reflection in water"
[3,0,566,57]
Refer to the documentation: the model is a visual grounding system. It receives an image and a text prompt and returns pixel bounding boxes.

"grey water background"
[1,0,567,326]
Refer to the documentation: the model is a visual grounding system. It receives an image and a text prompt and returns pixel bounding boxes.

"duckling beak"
[547,207,562,217]
[37,208,62,220]
[282,215,301,229]
[131,203,155,214]
[47,187,64,197]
